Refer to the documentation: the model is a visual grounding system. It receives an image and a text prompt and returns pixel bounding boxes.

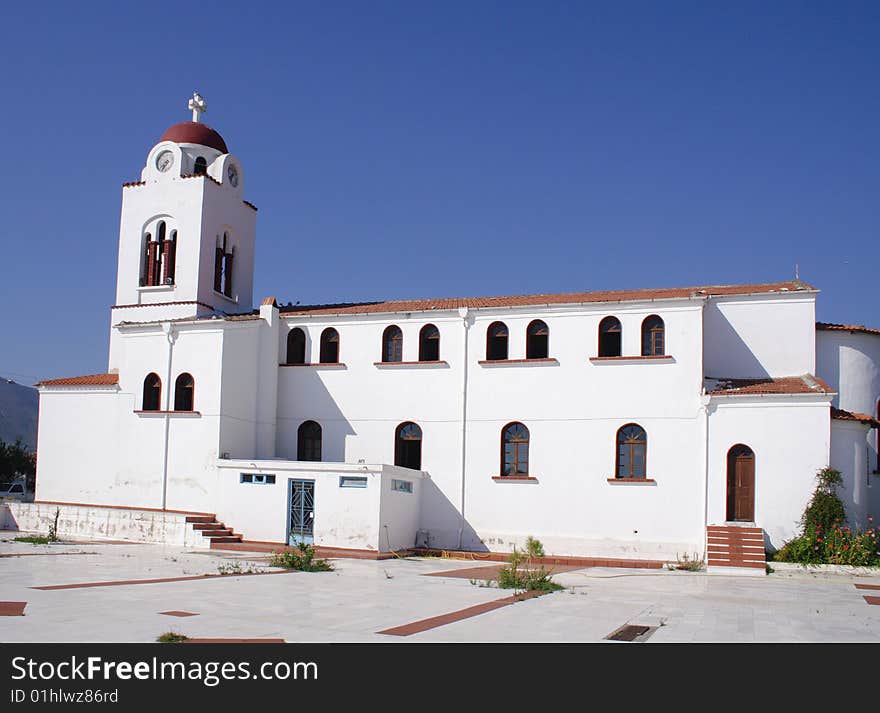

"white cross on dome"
[188,92,207,123]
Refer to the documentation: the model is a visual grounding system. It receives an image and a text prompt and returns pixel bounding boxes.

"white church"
[17,94,880,572]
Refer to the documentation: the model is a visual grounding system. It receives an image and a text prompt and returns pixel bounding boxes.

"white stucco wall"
[706,396,831,550]
[703,293,817,378]
[830,420,874,528]
[215,460,424,551]
[273,299,709,557]
[817,329,880,475]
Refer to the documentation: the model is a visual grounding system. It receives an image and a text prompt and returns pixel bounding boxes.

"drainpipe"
[160,323,176,510]
[701,392,711,560]
[458,307,471,549]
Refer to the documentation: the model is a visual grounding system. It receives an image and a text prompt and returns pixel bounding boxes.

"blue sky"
[0,2,877,383]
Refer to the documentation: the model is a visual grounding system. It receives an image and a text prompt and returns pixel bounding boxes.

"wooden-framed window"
[641,315,665,356]
[214,232,234,297]
[140,221,177,287]
[486,321,509,361]
[526,319,549,359]
[142,373,162,411]
[319,328,339,363]
[616,423,646,478]
[297,420,322,462]
[383,325,403,362]
[173,373,194,411]
[419,324,440,362]
[395,422,423,470]
[501,422,529,476]
[287,328,306,364]
[599,316,622,357]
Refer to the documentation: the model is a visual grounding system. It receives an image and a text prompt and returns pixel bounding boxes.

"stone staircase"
[706,524,766,575]
[186,514,242,546]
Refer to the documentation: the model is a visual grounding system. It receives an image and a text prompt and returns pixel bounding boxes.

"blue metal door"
[287,479,315,545]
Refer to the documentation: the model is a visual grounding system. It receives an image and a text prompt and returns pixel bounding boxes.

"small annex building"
[14,95,880,572]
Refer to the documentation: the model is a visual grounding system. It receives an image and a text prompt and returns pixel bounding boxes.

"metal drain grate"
[605,624,651,642]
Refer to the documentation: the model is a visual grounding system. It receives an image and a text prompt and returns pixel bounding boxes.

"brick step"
[707,535,764,543]
[209,536,243,544]
[707,526,763,535]
[192,522,227,531]
[708,559,766,569]
[708,552,766,561]
[200,529,234,537]
[709,542,764,554]
[185,515,217,524]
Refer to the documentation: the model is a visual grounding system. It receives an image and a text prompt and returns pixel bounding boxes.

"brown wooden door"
[726,445,755,521]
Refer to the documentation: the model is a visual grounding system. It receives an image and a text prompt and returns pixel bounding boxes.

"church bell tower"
[112,93,257,328]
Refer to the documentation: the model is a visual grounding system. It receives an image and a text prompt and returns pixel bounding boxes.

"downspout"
[161,322,176,510]
[701,392,711,560]
[700,298,710,559]
[458,307,471,549]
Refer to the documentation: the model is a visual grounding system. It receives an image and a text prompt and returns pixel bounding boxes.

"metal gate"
[287,479,315,545]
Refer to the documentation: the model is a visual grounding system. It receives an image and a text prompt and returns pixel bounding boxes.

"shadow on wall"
[276,368,355,461]
[704,303,771,379]
[419,478,488,552]
[815,337,841,408]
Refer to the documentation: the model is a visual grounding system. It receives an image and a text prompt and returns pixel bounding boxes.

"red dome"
[159,122,228,153]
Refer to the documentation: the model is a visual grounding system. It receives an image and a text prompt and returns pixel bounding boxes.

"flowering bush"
[774,468,879,567]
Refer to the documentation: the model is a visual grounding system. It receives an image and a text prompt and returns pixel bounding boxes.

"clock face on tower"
[155,150,174,173]
[227,163,239,187]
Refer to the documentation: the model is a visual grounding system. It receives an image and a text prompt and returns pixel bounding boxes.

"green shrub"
[496,537,564,593]
[14,536,51,545]
[774,468,879,567]
[269,541,333,572]
[801,468,846,532]
[156,631,188,643]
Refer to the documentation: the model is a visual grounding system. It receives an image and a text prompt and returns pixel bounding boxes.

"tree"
[0,438,36,491]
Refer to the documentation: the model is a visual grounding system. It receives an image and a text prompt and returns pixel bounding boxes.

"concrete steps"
[706,525,766,575]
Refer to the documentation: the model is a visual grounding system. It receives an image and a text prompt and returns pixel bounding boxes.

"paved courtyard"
[1,534,878,643]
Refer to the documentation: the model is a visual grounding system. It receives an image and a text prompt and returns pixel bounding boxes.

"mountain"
[0,378,38,450]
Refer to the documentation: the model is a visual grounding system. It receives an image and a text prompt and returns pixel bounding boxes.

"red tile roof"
[36,373,119,387]
[276,281,813,317]
[831,407,880,428]
[816,322,880,337]
[706,374,833,396]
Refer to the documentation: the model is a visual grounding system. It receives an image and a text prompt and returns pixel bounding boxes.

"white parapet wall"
[1,502,210,548]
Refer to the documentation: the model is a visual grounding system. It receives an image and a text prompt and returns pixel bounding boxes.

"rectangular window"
[240,473,275,484]
[339,476,368,488]
[391,479,413,493]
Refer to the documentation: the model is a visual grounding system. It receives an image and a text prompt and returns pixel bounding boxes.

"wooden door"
[726,445,755,522]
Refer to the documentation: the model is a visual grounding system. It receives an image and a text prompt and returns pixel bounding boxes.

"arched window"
[486,321,509,361]
[194,156,207,175]
[419,324,440,362]
[287,328,306,364]
[616,424,647,479]
[142,373,162,411]
[599,316,622,357]
[641,315,664,356]
[383,325,403,362]
[319,328,339,363]
[297,421,322,461]
[174,373,194,411]
[395,422,423,470]
[527,320,549,359]
[501,422,529,476]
